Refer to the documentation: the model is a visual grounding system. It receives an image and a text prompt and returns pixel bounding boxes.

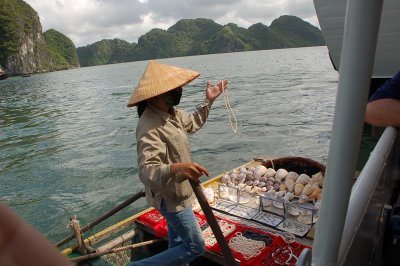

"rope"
[222,81,238,133]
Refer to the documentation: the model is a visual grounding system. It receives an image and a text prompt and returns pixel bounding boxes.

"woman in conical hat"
[128,60,227,265]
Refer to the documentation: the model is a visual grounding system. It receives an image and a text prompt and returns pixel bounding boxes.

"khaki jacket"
[136,99,212,212]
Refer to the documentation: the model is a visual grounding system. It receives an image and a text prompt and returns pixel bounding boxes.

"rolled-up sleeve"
[180,98,213,134]
[137,128,171,190]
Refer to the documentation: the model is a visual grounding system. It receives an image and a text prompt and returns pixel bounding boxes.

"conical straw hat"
[127,60,200,107]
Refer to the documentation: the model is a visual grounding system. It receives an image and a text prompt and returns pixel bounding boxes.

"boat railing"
[297,126,399,265]
[338,126,399,265]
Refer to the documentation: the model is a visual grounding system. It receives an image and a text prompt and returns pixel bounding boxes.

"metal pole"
[312,0,384,265]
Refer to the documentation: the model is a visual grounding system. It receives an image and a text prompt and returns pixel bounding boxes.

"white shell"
[254,165,267,178]
[203,188,215,203]
[296,174,311,185]
[265,168,277,177]
[275,169,288,182]
[286,171,299,182]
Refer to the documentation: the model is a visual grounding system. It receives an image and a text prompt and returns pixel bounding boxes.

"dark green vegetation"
[44,29,80,69]
[0,0,324,73]
[0,0,41,61]
[0,0,79,75]
[78,16,325,67]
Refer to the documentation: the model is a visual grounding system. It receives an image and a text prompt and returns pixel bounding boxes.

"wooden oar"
[56,189,146,247]
[70,239,162,263]
[189,180,237,266]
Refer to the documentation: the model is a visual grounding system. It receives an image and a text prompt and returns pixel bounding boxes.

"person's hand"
[206,80,228,102]
[170,162,209,183]
[0,202,74,266]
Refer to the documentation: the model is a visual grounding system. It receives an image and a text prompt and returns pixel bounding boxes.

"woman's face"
[162,87,183,107]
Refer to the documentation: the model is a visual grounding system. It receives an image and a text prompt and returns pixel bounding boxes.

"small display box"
[214,184,239,213]
[252,194,285,227]
[228,190,260,219]
[277,202,316,236]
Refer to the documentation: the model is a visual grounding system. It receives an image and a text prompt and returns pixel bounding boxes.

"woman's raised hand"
[206,80,228,102]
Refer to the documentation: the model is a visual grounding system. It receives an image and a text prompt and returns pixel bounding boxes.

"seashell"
[230,173,238,182]
[253,180,260,186]
[261,187,267,192]
[245,175,252,181]
[273,183,280,191]
[253,187,262,193]
[238,183,246,190]
[284,192,295,201]
[230,169,239,175]
[260,176,268,182]
[238,173,246,179]
[203,188,215,204]
[296,174,311,185]
[310,188,322,199]
[258,181,266,187]
[288,206,300,216]
[275,169,288,182]
[248,166,256,172]
[240,167,247,174]
[294,183,304,196]
[246,170,254,176]
[285,179,295,192]
[302,184,315,196]
[254,165,267,178]
[265,168,277,177]
[267,176,275,183]
[310,172,324,187]
[266,180,274,186]
[279,183,287,191]
[246,181,253,186]
[221,174,230,184]
[286,172,299,182]
[244,185,252,193]
[299,195,310,204]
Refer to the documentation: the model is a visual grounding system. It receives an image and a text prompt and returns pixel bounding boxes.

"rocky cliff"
[0,0,79,75]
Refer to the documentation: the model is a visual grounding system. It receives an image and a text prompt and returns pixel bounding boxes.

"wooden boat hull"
[61,156,323,265]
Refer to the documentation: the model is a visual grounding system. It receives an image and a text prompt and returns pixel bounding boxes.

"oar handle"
[189,180,237,266]
[56,189,145,247]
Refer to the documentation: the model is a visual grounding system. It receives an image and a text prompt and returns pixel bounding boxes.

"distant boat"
[0,66,7,80]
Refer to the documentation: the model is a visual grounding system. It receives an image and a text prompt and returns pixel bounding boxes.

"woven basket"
[261,157,325,176]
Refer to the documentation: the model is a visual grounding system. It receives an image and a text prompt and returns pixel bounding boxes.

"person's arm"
[137,129,209,187]
[365,98,400,127]
[137,129,171,190]
[180,80,228,134]
[0,202,74,266]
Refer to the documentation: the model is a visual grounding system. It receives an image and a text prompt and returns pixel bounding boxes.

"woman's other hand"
[171,163,210,183]
[206,80,228,102]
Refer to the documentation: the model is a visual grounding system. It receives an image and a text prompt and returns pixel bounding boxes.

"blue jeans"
[129,199,206,266]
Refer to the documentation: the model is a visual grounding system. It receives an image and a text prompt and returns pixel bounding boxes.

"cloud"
[24,0,319,47]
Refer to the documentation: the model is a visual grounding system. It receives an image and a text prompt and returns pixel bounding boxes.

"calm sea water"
[0,46,338,243]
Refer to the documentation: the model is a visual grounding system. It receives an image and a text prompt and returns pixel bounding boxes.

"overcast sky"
[24,0,320,48]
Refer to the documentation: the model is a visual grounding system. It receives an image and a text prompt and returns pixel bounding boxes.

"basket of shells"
[220,157,325,205]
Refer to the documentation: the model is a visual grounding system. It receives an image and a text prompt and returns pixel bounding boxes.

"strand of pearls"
[228,232,266,260]
[203,220,236,247]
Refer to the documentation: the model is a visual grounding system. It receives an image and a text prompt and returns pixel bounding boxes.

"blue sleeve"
[369,70,400,102]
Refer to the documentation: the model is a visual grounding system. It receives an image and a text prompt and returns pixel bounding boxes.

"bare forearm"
[365,99,400,127]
